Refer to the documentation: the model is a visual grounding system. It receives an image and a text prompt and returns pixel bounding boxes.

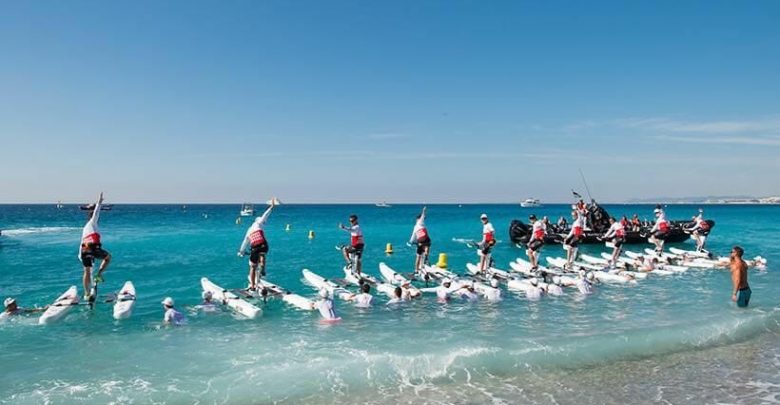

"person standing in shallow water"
[730,246,751,307]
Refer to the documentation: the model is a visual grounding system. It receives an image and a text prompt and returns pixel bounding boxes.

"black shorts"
[564,234,580,248]
[416,237,431,255]
[481,239,496,255]
[652,231,668,241]
[249,243,269,264]
[612,237,624,248]
[346,243,364,258]
[80,244,109,268]
[527,239,544,252]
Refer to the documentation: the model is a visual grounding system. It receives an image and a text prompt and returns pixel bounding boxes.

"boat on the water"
[80,203,113,211]
[266,197,282,206]
[375,201,392,208]
[239,203,255,217]
[520,198,541,208]
[508,202,715,246]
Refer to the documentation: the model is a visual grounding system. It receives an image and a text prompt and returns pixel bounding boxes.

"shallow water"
[0,204,777,404]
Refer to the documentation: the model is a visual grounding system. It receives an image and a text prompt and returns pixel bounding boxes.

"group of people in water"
[1,195,753,324]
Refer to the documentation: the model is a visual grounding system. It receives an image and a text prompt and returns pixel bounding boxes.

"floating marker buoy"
[436,253,448,268]
[385,243,393,254]
[308,230,315,239]
[285,224,291,232]
[235,217,241,225]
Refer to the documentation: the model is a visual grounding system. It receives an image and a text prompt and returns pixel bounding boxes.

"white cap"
[586,272,595,281]
[490,279,499,288]
[480,213,488,219]
[529,277,539,286]
[319,288,329,298]
[201,291,213,300]
[161,297,175,307]
[552,276,561,285]
[3,298,15,308]
[654,208,661,214]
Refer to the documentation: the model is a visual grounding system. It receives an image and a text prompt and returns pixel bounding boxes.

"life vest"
[573,226,583,237]
[658,220,670,233]
[484,231,495,243]
[698,219,710,231]
[249,229,266,246]
[616,226,625,238]
[82,232,101,246]
[416,227,429,240]
[351,234,364,246]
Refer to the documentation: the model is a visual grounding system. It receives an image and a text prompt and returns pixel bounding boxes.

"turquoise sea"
[0,204,778,404]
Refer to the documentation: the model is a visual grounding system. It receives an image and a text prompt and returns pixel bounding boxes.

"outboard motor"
[509,220,530,244]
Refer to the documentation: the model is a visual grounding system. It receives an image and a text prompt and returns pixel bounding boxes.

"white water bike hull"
[201,277,261,319]
[112,281,136,320]
[39,286,79,325]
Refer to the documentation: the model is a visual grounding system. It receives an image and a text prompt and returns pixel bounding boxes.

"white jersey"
[482,222,495,244]
[409,214,429,243]
[164,308,186,326]
[576,279,593,295]
[525,286,543,300]
[239,206,273,253]
[651,211,668,232]
[460,290,479,301]
[435,286,450,301]
[531,221,545,241]
[546,284,564,296]
[78,198,102,259]
[568,215,586,237]
[603,222,624,239]
[386,297,406,305]
[315,298,338,320]
[352,293,373,308]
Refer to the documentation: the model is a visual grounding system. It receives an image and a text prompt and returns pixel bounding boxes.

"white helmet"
[529,277,539,286]
[3,297,15,308]
[490,278,500,288]
[319,288,329,299]
[552,276,561,285]
[161,297,175,307]
[201,291,213,300]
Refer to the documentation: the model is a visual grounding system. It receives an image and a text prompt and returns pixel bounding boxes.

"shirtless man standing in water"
[730,246,751,308]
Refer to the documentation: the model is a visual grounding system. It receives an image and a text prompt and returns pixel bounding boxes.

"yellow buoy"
[436,253,448,268]
[308,230,315,239]
[385,243,393,254]
[285,224,291,232]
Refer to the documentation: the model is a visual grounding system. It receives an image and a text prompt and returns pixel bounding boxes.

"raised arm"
[89,193,104,226]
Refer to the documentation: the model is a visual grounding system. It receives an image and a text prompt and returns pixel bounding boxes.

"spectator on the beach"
[730,246,751,308]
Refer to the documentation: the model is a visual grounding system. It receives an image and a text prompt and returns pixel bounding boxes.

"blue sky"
[1,1,779,203]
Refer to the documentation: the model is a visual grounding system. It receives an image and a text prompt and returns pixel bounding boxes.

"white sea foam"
[2,226,78,236]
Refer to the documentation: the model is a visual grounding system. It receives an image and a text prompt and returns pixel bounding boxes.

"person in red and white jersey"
[687,208,711,252]
[526,214,545,270]
[409,206,431,272]
[477,213,496,272]
[78,192,112,300]
[564,210,585,269]
[238,200,276,291]
[601,216,626,267]
[648,205,670,254]
[340,214,365,275]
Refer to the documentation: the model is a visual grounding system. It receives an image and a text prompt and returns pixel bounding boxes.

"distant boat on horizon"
[520,198,542,208]
[375,201,392,208]
[239,203,254,217]
[266,197,282,206]
[56,201,64,209]
[80,203,113,211]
